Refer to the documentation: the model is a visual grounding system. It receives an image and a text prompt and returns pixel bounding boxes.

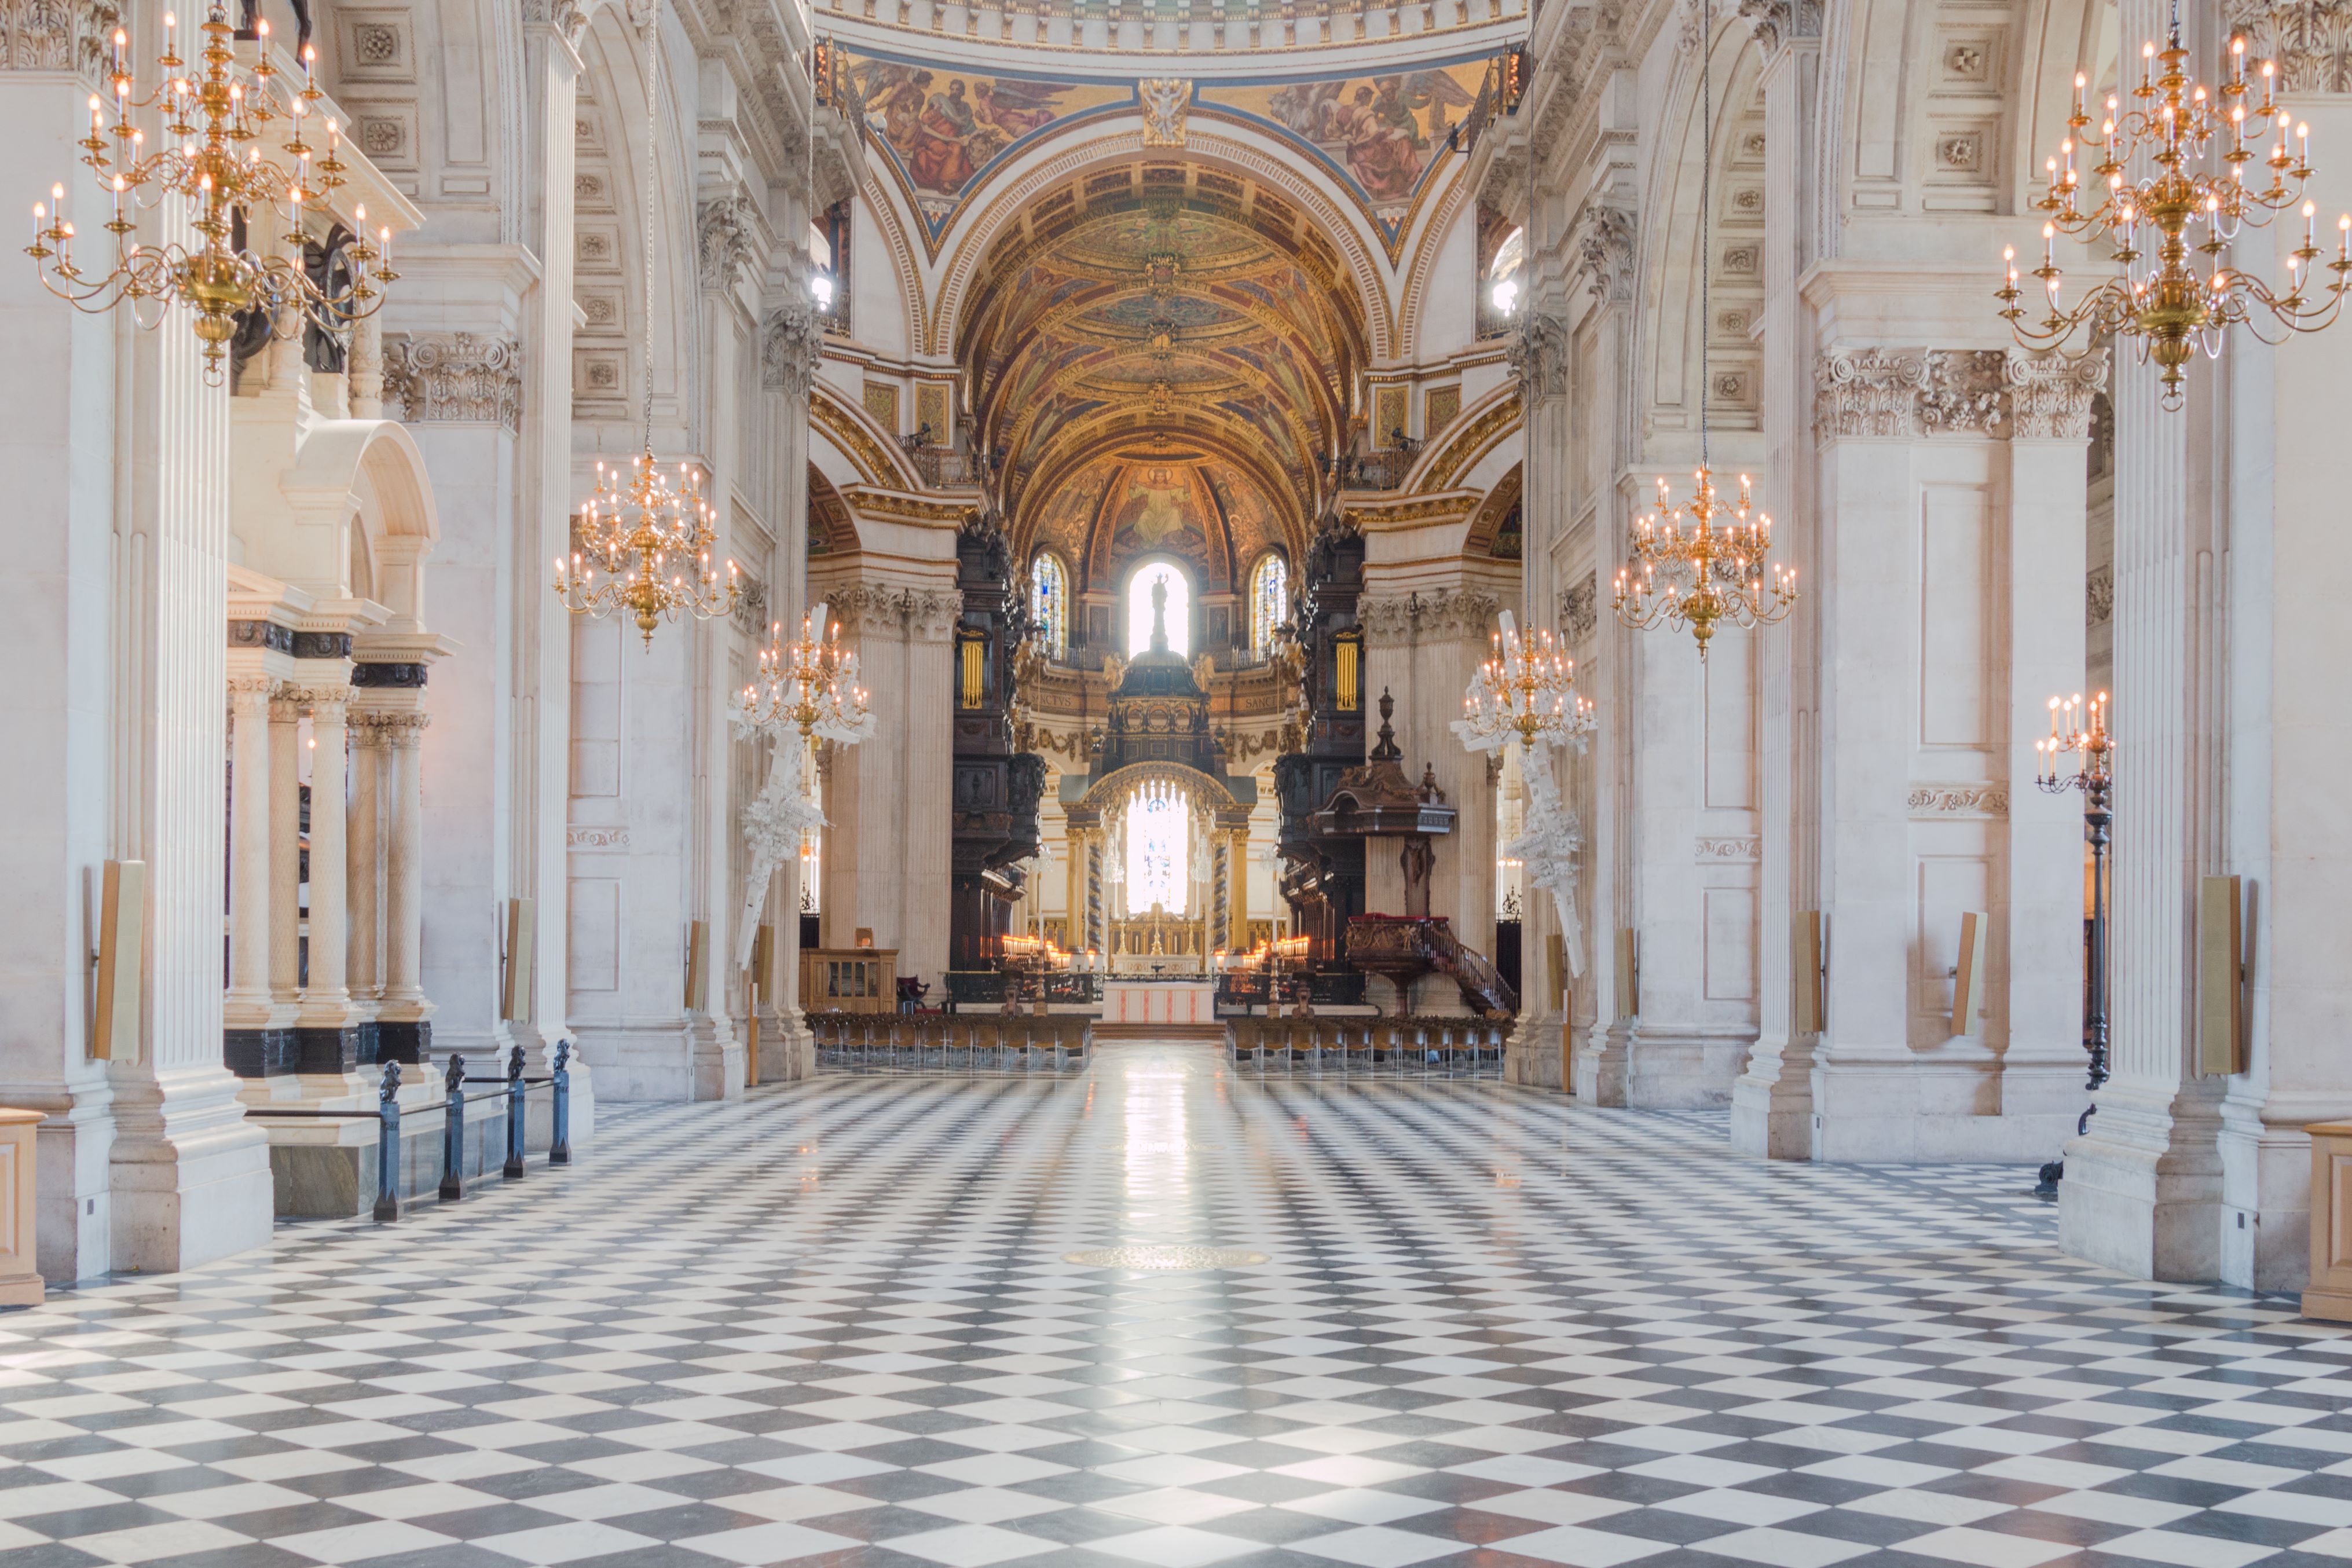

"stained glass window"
[1126,562,1190,657]
[1124,779,1188,915]
[1030,552,1068,655]
[1250,552,1289,655]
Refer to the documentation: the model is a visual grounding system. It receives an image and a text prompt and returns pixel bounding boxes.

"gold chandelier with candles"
[552,6,735,648]
[1459,611,1595,751]
[1614,468,1797,660]
[554,453,737,647]
[1611,12,1796,661]
[732,602,874,745]
[1999,8,2351,407]
[25,3,395,380]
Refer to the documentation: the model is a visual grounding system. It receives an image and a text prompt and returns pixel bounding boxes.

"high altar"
[1060,585,1256,976]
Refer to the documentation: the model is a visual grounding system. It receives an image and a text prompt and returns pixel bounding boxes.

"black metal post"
[550,1041,571,1166]
[503,1043,526,1179]
[2038,763,2113,1197]
[372,1060,402,1223]
[439,1053,466,1202]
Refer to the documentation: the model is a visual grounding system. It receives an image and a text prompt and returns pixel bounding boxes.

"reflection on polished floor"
[2,1043,2350,1568]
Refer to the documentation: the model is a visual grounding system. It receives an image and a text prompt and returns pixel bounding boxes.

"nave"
[1,1050,2348,1568]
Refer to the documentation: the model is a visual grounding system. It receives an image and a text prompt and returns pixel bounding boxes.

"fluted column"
[380,714,430,1015]
[295,686,359,1074]
[346,719,383,1008]
[2054,0,2228,1277]
[224,679,277,1020]
[1732,22,1822,1156]
[269,694,304,1005]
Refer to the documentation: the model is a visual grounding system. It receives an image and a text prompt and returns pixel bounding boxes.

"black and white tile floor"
[4,1044,2349,1568]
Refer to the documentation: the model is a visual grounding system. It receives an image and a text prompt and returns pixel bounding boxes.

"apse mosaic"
[837,49,1494,244]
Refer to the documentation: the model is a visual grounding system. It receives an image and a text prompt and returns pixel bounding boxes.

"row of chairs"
[1226,1016,1510,1078]
[811,1012,1092,1075]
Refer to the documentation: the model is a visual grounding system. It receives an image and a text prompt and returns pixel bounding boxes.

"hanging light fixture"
[25,3,396,381]
[1613,14,1797,660]
[1459,611,1595,752]
[1999,2,2350,409]
[553,7,738,648]
[732,600,874,746]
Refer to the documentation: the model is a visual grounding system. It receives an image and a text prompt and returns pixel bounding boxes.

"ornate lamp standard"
[2035,691,2114,1196]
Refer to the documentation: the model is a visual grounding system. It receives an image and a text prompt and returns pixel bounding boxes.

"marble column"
[295,686,360,1074]
[377,713,433,1062]
[269,694,305,1006]
[761,302,823,1079]
[102,189,272,1273]
[1732,21,1822,1156]
[346,718,383,1013]
[225,679,278,1021]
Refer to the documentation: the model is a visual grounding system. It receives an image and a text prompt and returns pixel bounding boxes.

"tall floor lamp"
[2034,691,2112,1197]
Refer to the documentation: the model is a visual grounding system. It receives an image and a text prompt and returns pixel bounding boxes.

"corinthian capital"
[2005,348,2108,440]
[2221,0,2352,94]
[1569,203,1635,306]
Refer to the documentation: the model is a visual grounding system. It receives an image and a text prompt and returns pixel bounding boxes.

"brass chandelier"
[552,6,737,647]
[733,602,874,746]
[1613,15,1796,660]
[1459,611,1594,752]
[1999,6,2351,406]
[25,4,395,380]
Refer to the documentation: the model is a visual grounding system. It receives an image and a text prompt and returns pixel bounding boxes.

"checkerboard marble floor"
[5,1044,2350,1568]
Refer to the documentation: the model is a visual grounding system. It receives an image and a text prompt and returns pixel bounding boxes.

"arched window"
[1126,561,1190,658]
[1124,778,1189,915]
[1030,552,1069,655]
[1488,226,1525,316]
[1248,552,1288,655]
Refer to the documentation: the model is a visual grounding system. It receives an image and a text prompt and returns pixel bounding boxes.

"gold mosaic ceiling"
[961,164,1368,589]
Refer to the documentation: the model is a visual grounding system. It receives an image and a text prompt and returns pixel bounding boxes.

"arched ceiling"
[960,164,1369,587]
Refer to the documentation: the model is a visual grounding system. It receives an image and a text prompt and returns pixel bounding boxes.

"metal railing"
[243,1043,575,1223]
[809,1012,1092,1075]
[1226,1017,1510,1079]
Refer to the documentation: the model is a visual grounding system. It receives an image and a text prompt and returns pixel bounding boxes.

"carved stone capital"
[762,302,825,397]
[1814,347,1930,438]
[1815,346,2099,441]
[1735,0,1821,53]
[698,195,758,291]
[522,0,588,45]
[2087,565,2115,628]
[2223,0,2352,94]
[1357,589,1499,647]
[1570,203,1635,306]
[907,588,961,642]
[290,684,353,717]
[1507,311,1570,401]
[383,333,523,433]
[226,675,280,701]
[2006,348,2109,440]
[0,0,116,78]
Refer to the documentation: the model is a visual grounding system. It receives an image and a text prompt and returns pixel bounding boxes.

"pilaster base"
[108,1066,273,1274]
[19,1084,115,1284]
[1807,1056,2078,1164]
[1580,1023,1750,1109]
[1503,1011,1568,1091]
[576,1022,740,1102]
[1731,1039,1816,1159]
[2056,1082,2225,1281]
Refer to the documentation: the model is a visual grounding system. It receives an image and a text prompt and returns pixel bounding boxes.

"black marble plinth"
[224,1028,296,1078]
[293,1026,360,1075]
